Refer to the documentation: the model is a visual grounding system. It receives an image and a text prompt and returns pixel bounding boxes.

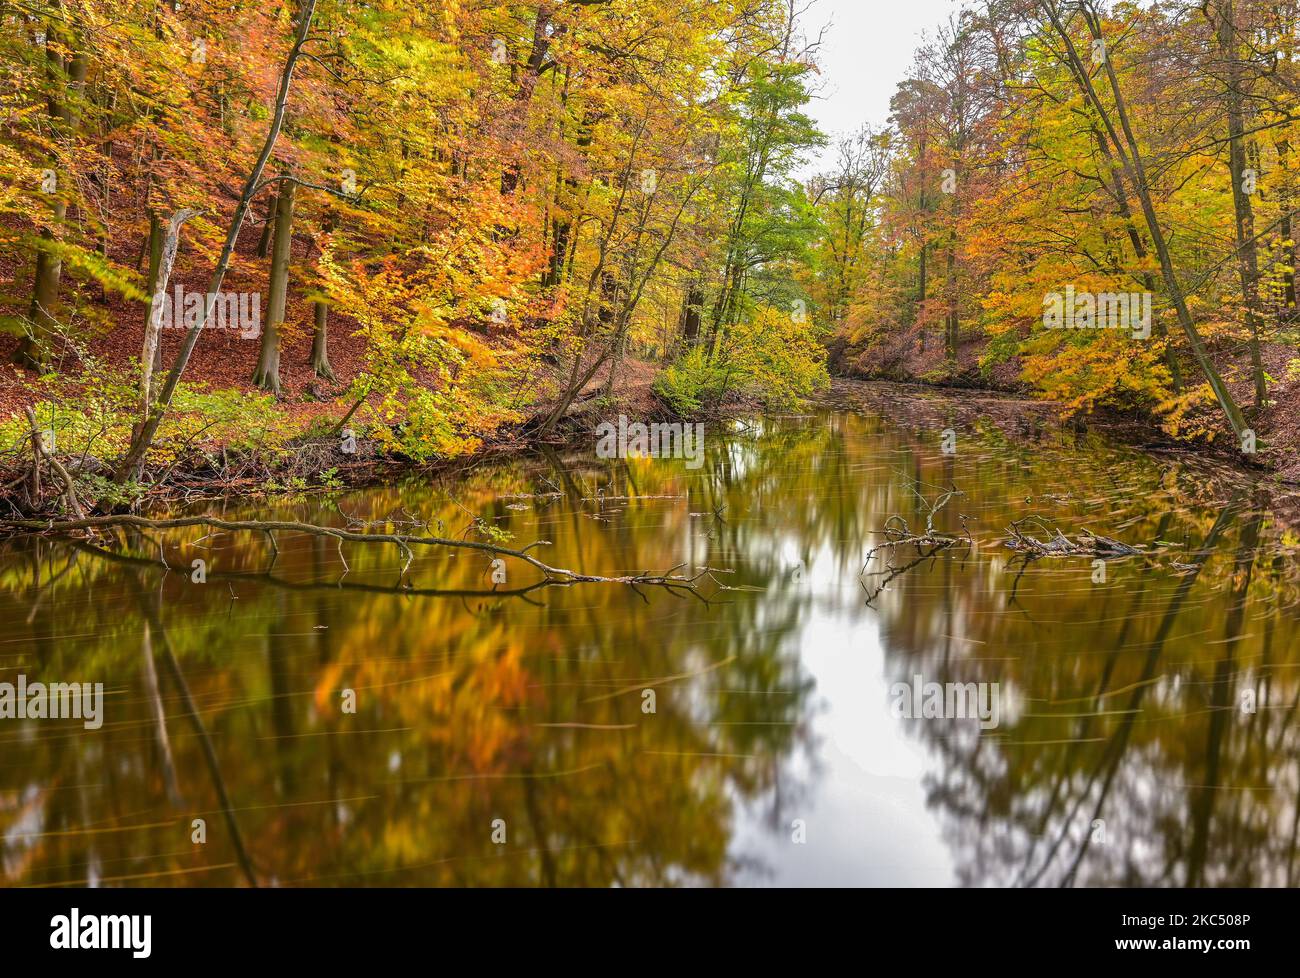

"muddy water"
[2,382,1298,887]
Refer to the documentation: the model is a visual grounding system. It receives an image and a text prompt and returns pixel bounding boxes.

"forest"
[1,0,1300,905]
[0,0,1294,511]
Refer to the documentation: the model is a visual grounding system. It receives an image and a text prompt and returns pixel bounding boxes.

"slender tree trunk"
[310,300,335,380]
[1087,123,1183,393]
[1275,137,1297,317]
[704,261,735,357]
[116,0,319,482]
[711,269,746,360]
[1213,0,1267,409]
[945,238,957,360]
[253,177,296,393]
[917,240,928,353]
[680,282,704,347]
[139,209,198,418]
[546,210,573,288]
[602,326,626,400]
[14,25,86,370]
[146,212,165,373]
[500,4,557,196]
[1043,0,1248,440]
[541,68,581,288]
[255,193,276,258]
[945,164,959,360]
[16,209,67,371]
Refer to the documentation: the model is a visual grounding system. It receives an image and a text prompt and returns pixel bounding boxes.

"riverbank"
[831,331,1300,484]
[0,353,760,517]
[1,356,1295,524]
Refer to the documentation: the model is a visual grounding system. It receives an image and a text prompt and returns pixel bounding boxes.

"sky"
[796,0,967,178]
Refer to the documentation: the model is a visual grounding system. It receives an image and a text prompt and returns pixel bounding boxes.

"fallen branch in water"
[1004,516,1143,559]
[859,481,974,603]
[59,537,606,604]
[861,482,973,572]
[0,513,723,592]
[860,540,959,604]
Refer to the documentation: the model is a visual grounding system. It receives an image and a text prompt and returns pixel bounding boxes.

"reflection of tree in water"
[5,403,1297,886]
[873,480,1300,887]
[0,431,823,886]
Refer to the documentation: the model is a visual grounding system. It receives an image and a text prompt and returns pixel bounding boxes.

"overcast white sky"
[796,0,967,177]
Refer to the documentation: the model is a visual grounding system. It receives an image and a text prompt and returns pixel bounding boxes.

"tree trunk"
[15,208,67,371]
[146,212,165,373]
[500,5,556,196]
[255,193,277,258]
[116,0,319,483]
[680,282,704,347]
[543,105,594,288]
[1087,122,1183,393]
[310,300,335,380]
[1275,138,1297,317]
[1042,0,1248,440]
[945,165,959,361]
[917,241,928,353]
[139,209,198,418]
[253,177,296,394]
[13,25,86,371]
[1214,0,1267,410]
[602,327,626,401]
[945,238,958,360]
[545,213,572,288]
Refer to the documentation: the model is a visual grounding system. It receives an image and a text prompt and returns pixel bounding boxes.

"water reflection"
[1,382,1297,886]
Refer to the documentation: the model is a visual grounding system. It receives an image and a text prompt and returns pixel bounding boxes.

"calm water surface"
[3,382,1299,886]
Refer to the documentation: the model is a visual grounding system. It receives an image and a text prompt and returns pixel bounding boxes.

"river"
[2,381,1297,887]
